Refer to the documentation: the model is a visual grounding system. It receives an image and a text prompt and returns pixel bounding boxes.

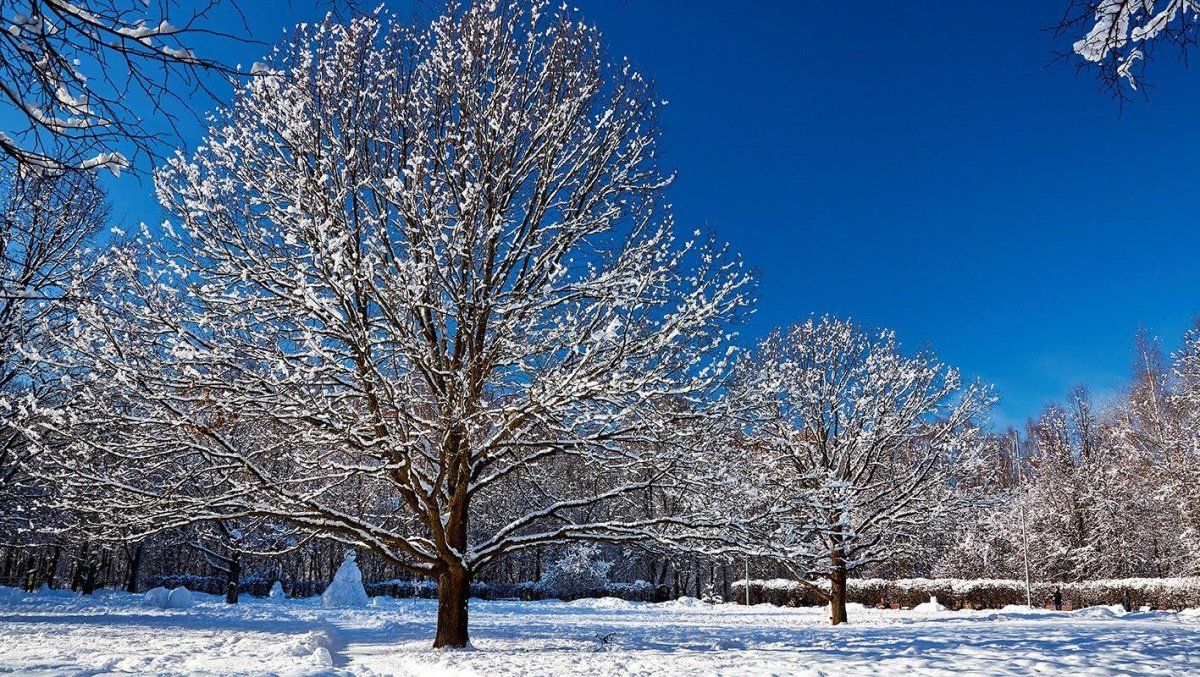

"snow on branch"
[1064,0,1200,92]
[0,0,254,175]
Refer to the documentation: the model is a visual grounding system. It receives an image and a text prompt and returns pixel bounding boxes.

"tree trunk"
[22,554,38,592]
[99,548,112,588]
[70,544,87,592]
[125,543,143,593]
[80,553,99,595]
[46,545,62,588]
[829,552,848,626]
[2,546,16,584]
[225,555,241,604]
[433,566,470,648]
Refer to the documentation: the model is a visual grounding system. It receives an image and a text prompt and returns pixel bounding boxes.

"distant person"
[1122,589,1132,613]
[1052,586,1063,611]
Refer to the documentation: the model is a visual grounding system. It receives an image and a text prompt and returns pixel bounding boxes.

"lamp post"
[1014,432,1033,609]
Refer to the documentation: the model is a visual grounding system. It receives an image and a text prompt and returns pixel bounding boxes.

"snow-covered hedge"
[366,545,659,602]
[730,577,1200,610]
[365,578,660,602]
[142,574,227,596]
[366,579,440,599]
[141,573,282,598]
[135,574,662,602]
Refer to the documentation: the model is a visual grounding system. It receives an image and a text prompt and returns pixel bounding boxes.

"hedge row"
[730,577,1200,610]
[141,574,325,599]
[366,578,665,602]
[140,574,667,602]
[149,572,1200,609]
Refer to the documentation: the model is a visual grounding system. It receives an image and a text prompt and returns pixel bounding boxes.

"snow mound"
[269,581,286,600]
[658,596,706,609]
[311,647,334,668]
[143,587,170,608]
[279,629,336,669]
[1074,605,1123,618]
[166,586,194,609]
[912,596,947,613]
[322,550,369,608]
[0,585,23,604]
[566,596,636,610]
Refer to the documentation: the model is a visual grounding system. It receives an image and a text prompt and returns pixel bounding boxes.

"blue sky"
[74,1,1200,428]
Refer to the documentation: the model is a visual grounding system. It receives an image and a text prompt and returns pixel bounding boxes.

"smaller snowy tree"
[727,317,992,625]
[538,544,613,600]
[700,581,723,605]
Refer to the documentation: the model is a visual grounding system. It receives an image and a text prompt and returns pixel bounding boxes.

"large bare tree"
[36,1,753,647]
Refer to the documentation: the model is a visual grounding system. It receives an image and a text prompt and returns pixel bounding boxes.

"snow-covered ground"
[2,587,1198,676]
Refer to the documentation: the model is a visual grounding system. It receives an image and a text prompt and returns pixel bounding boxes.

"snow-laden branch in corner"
[1073,0,1200,89]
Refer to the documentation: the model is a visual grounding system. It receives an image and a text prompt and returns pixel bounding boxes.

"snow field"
[2,586,1199,675]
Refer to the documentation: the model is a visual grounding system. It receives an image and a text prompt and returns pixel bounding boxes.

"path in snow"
[1,587,1197,675]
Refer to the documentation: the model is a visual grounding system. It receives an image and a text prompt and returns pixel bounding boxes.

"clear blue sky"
[87,1,1200,428]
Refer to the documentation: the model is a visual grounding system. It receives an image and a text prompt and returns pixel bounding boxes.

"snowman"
[321,550,370,608]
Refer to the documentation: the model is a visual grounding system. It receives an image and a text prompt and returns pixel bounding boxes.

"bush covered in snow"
[1067,578,1200,610]
[536,544,613,600]
[731,577,1200,610]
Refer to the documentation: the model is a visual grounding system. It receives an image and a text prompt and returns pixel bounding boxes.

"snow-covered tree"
[728,317,991,625]
[0,168,106,533]
[0,0,247,174]
[34,1,752,647]
[1019,404,1094,580]
[934,325,1200,583]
